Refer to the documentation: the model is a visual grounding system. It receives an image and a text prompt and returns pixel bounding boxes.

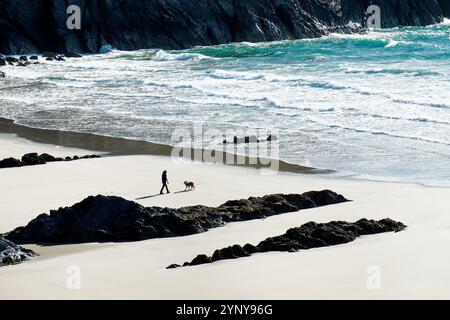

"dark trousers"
[160,183,169,194]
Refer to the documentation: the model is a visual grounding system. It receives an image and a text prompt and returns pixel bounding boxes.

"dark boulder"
[29,56,38,60]
[39,153,57,162]
[17,61,30,67]
[175,218,406,267]
[0,153,101,169]
[189,254,212,266]
[231,135,259,144]
[19,55,28,61]
[0,71,5,78]
[0,157,22,168]
[211,244,252,261]
[21,153,46,166]
[4,190,349,245]
[0,236,36,267]
[5,57,18,63]
[0,58,6,66]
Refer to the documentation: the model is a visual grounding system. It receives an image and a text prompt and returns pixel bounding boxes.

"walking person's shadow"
[135,194,163,200]
[135,189,192,200]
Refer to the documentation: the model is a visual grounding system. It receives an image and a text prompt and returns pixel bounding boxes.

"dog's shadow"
[174,189,194,194]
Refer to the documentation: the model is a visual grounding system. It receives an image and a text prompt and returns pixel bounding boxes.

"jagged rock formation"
[0,0,444,55]
[0,236,36,267]
[0,152,100,169]
[169,218,406,268]
[3,190,348,244]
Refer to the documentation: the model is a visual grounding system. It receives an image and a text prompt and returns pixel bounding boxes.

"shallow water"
[1,21,449,186]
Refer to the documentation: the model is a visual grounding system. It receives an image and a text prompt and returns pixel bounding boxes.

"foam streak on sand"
[1,130,450,299]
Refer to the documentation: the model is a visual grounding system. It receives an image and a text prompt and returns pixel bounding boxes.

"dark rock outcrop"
[0,153,100,169]
[0,0,444,55]
[173,218,406,268]
[0,236,36,267]
[3,190,349,245]
[438,0,450,17]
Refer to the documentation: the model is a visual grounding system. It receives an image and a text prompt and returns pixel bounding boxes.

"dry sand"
[1,133,450,299]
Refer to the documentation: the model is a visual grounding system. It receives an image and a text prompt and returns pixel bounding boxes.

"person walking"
[160,170,170,194]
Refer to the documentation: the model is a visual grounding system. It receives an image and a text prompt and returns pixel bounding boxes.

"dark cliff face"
[0,0,444,55]
[438,0,450,17]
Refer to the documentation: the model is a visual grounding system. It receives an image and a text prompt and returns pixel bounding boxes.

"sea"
[1,21,449,186]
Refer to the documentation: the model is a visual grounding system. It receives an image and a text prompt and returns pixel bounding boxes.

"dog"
[184,181,195,191]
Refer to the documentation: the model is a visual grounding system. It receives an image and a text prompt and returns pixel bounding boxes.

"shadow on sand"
[135,189,193,200]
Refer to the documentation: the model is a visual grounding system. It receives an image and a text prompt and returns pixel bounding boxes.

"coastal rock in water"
[0,71,5,78]
[175,219,406,268]
[0,0,444,55]
[3,190,349,245]
[0,236,36,267]
[5,57,18,63]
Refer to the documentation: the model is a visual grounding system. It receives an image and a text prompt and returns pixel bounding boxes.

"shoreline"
[0,117,325,175]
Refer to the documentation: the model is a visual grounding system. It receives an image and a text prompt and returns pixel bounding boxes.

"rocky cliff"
[0,0,445,55]
[438,0,450,17]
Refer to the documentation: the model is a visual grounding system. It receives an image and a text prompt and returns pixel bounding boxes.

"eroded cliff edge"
[0,0,445,55]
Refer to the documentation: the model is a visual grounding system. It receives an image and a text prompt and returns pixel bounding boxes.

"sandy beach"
[1,129,450,299]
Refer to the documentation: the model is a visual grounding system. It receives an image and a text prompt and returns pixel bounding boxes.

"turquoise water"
[0,21,449,185]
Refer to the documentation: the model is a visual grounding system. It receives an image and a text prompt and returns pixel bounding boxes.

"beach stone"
[0,153,101,169]
[0,236,36,267]
[29,55,38,60]
[39,153,57,162]
[0,58,6,66]
[19,55,28,61]
[176,219,407,267]
[0,157,22,168]
[0,71,5,78]
[189,254,212,266]
[4,190,349,245]
[21,153,46,166]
